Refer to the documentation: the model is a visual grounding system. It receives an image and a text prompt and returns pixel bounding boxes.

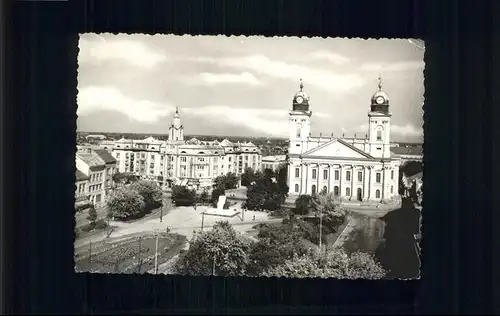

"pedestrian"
[194,204,197,211]
[253,215,255,221]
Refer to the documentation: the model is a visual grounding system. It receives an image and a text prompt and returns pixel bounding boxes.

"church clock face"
[296,96,304,104]
[376,96,385,104]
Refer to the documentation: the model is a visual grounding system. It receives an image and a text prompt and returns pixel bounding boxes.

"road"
[74,201,279,254]
[75,205,108,228]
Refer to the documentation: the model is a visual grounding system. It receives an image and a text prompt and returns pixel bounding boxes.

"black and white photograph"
[74,34,424,279]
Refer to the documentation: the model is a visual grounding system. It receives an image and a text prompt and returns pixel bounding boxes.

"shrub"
[172,185,197,206]
[130,180,163,212]
[81,222,95,232]
[94,219,108,230]
[106,186,146,220]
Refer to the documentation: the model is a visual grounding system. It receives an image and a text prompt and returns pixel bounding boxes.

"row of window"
[294,184,394,197]
[118,152,261,164]
[89,183,102,192]
[295,167,394,182]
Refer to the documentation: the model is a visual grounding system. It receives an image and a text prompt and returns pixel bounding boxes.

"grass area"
[75,219,114,240]
[326,216,350,246]
[75,233,187,274]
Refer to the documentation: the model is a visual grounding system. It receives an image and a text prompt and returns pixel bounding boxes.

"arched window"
[322,186,327,194]
[296,127,301,138]
[390,185,394,194]
[377,130,382,141]
[346,187,351,196]
[295,184,299,193]
[376,189,381,199]
[334,186,339,196]
[311,185,316,195]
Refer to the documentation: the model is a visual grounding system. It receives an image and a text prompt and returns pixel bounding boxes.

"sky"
[77,34,425,142]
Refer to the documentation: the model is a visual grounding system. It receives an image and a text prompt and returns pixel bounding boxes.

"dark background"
[3,0,499,314]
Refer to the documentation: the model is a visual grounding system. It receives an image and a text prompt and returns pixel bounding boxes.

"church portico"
[286,78,402,206]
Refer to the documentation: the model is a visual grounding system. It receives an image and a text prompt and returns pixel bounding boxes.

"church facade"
[287,79,401,202]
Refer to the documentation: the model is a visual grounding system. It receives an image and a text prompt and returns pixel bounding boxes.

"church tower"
[289,79,312,155]
[168,107,184,142]
[368,76,391,158]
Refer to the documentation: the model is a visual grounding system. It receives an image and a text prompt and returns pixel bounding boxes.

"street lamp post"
[201,212,205,231]
[154,230,160,274]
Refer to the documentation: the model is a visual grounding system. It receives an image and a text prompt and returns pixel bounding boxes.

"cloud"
[358,123,423,138]
[77,86,173,123]
[359,61,425,72]
[184,106,326,137]
[391,123,423,137]
[189,72,261,86]
[194,55,365,92]
[309,51,350,65]
[78,35,168,68]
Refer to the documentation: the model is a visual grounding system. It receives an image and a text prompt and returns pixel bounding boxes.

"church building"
[287,79,401,202]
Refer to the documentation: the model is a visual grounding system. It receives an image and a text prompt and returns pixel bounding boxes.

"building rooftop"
[75,169,90,181]
[262,155,287,162]
[94,149,117,164]
[390,146,423,156]
[76,151,106,168]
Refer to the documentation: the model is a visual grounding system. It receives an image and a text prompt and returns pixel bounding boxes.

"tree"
[106,186,146,220]
[171,185,197,206]
[113,172,139,186]
[86,206,97,225]
[211,186,225,207]
[263,249,386,279]
[174,221,252,276]
[311,192,347,231]
[241,168,260,187]
[130,180,162,212]
[199,191,209,204]
[214,172,239,191]
[294,195,313,215]
[247,222,311,275]
[245,168,288,211]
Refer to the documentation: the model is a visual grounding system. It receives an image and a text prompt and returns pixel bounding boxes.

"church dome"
[370,76,390,113]
[292,79,310,111]
[171,107,182,128]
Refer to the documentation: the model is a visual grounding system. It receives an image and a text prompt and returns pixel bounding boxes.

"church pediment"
[302,138,374,160]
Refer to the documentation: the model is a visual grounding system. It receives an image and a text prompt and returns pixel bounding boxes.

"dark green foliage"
[106,186,146,220]
[211,187,225,207]
[240,168,260,187]
[174,221,252,276]
[293,194,313,215]
[112,172,139,185]
[171,185,197,206]
[94,219,108,230]
[130,180,163,212]
[86,206,97,224]
[214,172,239,190]
[245,167,289,211]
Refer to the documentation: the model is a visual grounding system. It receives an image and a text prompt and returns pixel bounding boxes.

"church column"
[316,163,320,193]
[304,162,309,195]
[287,162,292,193]
[339,164,344,198]
[350,165,355,200]
[367,166,372,200]
[382,165,387,200]
[328,164,334,193]
[363,166,368,201]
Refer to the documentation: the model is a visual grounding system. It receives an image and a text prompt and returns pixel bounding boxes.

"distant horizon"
[76,130,423,144]
[77,35,424,143]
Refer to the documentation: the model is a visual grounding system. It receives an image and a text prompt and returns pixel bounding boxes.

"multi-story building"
[75,169,92,210]
[261,155,287,172]
[108,107,262,191]
[75,148,117,206]
[287,78,403,203]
